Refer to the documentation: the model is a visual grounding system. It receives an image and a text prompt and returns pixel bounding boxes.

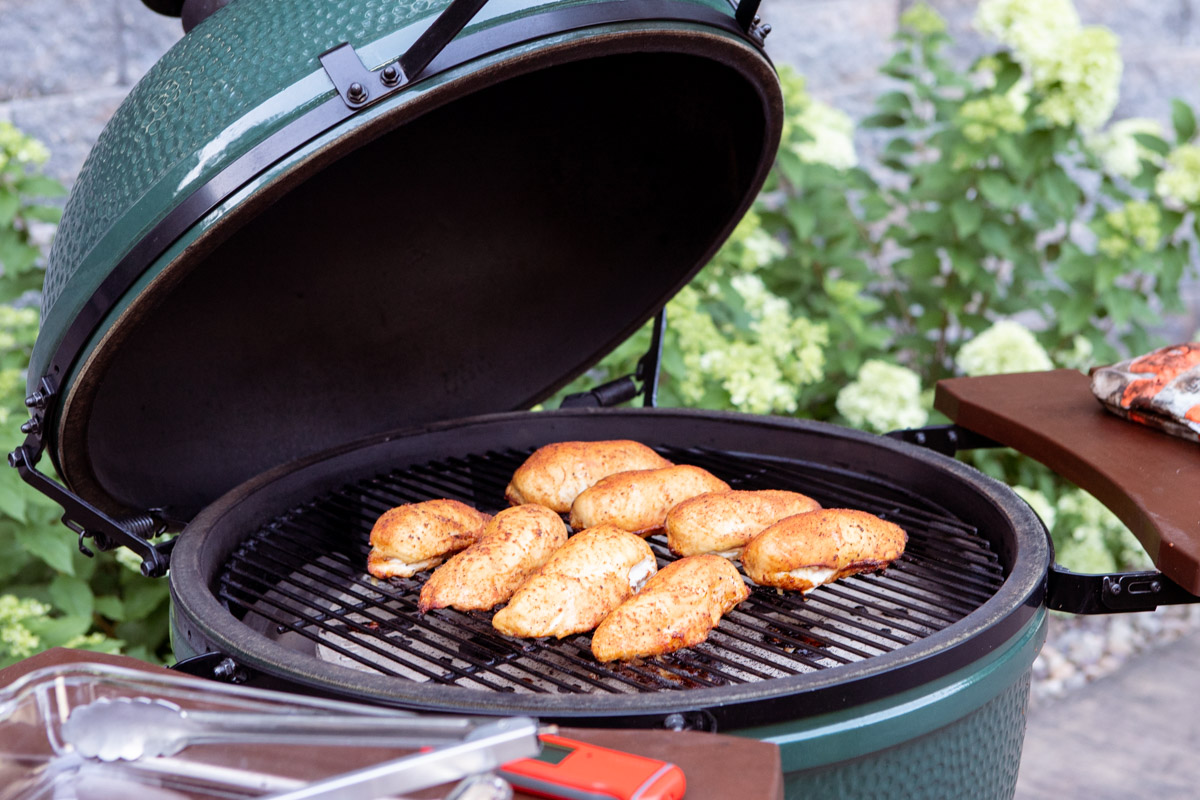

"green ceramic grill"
[11,2,1200,798]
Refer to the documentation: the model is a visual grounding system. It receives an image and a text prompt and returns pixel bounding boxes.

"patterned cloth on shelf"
[1090,342,1200,443]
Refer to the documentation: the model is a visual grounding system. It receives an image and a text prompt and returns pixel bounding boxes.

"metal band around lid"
[28,0,763,464]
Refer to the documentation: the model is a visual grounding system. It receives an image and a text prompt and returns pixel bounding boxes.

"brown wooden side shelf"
[935,369,1200,595]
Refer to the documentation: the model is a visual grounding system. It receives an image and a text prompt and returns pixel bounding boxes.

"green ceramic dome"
[32,0,782,517]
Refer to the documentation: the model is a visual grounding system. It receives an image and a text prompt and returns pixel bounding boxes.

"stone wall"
[1,0,1198,335]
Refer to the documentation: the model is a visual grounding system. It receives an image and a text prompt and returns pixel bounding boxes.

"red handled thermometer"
[500,733,686,800]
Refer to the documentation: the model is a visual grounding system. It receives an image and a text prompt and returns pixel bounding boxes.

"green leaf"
[0,190,18,228]
[0,467,28,522]
[977,173,1018,209]
[15,175,66,198]
[23,204,63,224]
[1038,168,1079,215]
[950,199,984,238]
[49,574,94,619]
[993,61,1024,94]
[876,91,913,114]
[862,113,907,129]
[13,525,75,575]
[786,201,817,240]
[1133,133,1170,156]
[1172,99,1197,143]
[25,614,92,648]
[119,575,170,619]
[978,222,1013,257]
[94,595,125,622]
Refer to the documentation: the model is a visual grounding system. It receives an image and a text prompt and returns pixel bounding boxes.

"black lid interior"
[62,43,781,519]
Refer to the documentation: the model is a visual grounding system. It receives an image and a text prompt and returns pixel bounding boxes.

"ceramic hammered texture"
[783,674,1032,800]
[42,0,453,318]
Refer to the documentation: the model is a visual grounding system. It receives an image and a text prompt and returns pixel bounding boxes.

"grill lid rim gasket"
[168,409,1049,730]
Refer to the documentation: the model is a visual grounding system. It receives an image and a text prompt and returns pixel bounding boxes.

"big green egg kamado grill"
[10,1,1200,797]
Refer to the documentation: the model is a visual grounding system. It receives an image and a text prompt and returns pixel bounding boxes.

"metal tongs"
[59,696,541,799]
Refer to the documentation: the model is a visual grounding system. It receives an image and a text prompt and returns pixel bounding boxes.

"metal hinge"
[319,0,489,110]
[1047,564,1200,614]
[8,379,174,578]
[560,309,665,409]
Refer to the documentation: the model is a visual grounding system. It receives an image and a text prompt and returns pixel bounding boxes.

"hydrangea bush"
[0,122,172,667]
[562,0,1197,573]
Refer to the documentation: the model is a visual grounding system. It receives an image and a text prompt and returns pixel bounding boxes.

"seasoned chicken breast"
[665,490,822,558]
[568,465,730,536]
[492,525,657,639]
[741,508,907,593]
[418,505,568,612]
[366,499,491,579]
[590,555,749,662]
[505,440,672,512]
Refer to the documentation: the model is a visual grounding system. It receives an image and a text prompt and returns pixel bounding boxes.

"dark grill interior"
[218,446,1005,695]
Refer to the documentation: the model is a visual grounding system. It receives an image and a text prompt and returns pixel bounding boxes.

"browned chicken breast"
[505,440,672,513]
[568,465,730,536]
[741,508,907,593]
[665,490,822,558]
[492,525,657,639]
[366,499,492,579]
[590,555,749,662]
[418,504,568,612]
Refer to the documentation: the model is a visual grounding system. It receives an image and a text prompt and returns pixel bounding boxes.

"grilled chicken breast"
[665,490,822,558]
[418,504,568,612]
[590,555,749,662]
[505,440,672,513]
[492,525,657,639]
[568,465,730,536]
[741,508,907,593]
[366,499,491,579]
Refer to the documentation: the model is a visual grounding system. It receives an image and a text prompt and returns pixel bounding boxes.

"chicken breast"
[504,440,672,513]
[568,465,731,536]
[741,508,907,593]
[590,555,749,662]
[492,525,657,639]
[366,499,491,579]
[665,490,822,558]
[418,504,568,612]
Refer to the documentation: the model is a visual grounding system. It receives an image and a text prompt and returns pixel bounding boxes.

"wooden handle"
[935,369,1200,595]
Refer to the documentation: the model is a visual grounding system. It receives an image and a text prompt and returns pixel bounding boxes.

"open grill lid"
[18,0,783,525]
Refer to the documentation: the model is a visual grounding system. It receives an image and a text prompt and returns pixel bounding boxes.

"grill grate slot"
[218,445,1006,695]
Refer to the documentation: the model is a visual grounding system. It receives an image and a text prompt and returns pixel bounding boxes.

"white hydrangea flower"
[1033,27,1121,131]
[836,360,928,433]
[1013,486,1056,531]
[791,99,858,169]
[1155,143,1200,207]
[957,320,1053,376]
[976,0,1121,131]
[1055,334,1094,371]
[976,0,1080,71]
[1087,118,1164,178]
[0,595,49,660]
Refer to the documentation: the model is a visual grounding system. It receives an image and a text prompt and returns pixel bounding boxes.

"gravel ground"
[1030,603,1200,707]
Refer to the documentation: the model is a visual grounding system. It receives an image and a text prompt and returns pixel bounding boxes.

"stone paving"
[1017,623,1200,799]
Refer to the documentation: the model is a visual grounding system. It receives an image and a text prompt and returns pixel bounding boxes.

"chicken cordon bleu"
[665,489,822,559]
[418,504,568,612]
[505,440,672,513]
[366,499,492,579]
[492,525,657,639]
[741,508,907,593]
[590,555,749,662]
[568,465,730,536]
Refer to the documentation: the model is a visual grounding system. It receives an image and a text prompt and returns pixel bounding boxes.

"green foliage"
[0,122,171,667]
[558,1,1197,573]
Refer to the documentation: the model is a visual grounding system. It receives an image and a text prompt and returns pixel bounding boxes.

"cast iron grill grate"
[217,446,1006,695]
